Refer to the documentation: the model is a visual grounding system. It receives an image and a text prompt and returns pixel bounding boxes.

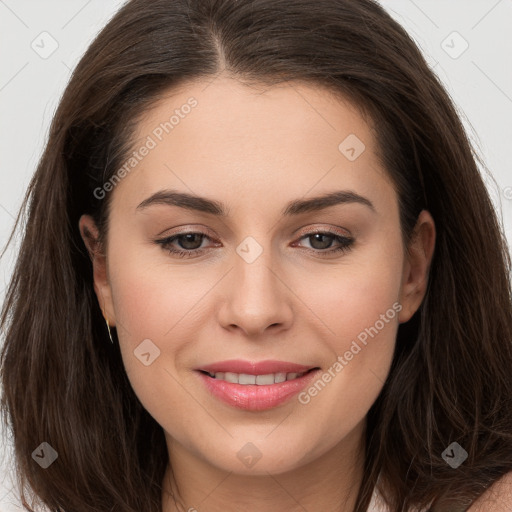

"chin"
[200,435,318,476]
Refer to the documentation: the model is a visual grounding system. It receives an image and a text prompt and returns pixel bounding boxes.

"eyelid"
[157,224,218,238]
[294,225,352,239]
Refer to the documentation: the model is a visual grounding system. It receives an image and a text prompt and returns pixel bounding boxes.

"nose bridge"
[218,232,293,335]
[234,234,281,306]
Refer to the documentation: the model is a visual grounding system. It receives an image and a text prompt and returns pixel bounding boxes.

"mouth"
[195,361,322,411]
[198,367,318,385]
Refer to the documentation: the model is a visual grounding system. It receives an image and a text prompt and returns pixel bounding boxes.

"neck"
[161,420,366,512]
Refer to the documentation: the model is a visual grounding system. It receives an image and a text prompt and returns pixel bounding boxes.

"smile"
[196,364,321,411]
[202,370,310,385]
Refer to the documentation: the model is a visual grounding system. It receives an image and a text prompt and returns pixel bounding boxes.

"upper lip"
[197,359,318,375]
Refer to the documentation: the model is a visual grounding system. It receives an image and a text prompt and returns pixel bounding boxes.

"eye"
[155,232,214,258]
[291,228,354,256]
[155,228,354,259]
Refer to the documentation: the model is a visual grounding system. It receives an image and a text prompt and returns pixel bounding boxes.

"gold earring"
[102,308,114,344]
[105,317,114,344]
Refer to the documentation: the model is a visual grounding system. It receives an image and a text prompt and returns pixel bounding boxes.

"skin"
[468,472,512,511]
[79,75,437,512]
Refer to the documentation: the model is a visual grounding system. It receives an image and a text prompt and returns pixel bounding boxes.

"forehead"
[110,76,394,217]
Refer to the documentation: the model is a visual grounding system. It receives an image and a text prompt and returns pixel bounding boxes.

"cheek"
[108,243,212,346]
[108,258,197,435]
[296,239,403,420]
[309,274,400,400]
[304,236,403,351]
[105,247,182,391]
[106,243,224,423]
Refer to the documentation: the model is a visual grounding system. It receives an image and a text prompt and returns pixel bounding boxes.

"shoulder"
[467,471,512,511]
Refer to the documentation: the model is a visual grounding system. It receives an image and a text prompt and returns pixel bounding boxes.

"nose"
[217,245,294,338]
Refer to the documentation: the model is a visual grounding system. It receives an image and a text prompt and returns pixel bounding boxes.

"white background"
[0,1,511,510]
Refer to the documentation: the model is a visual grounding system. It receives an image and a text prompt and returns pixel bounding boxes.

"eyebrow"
[136,189,376,216]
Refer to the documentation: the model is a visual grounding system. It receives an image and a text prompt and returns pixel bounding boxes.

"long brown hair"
[1,1,512,511]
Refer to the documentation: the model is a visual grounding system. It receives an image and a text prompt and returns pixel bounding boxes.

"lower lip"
[197,369,320,411]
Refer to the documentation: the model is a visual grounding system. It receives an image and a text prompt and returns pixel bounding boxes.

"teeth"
[206,371,306,384]
[256,373,277,385]
[239,374,256,385]
[274,372,287,383]
[224,372,238,383]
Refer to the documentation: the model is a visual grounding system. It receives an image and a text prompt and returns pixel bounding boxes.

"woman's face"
[80,76,434,476]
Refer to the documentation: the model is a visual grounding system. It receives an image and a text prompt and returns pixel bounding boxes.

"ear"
[398,210,436,324]
[78,214,116,326]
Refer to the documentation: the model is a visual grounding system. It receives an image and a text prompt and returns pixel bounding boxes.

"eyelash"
[155,228,354,259]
